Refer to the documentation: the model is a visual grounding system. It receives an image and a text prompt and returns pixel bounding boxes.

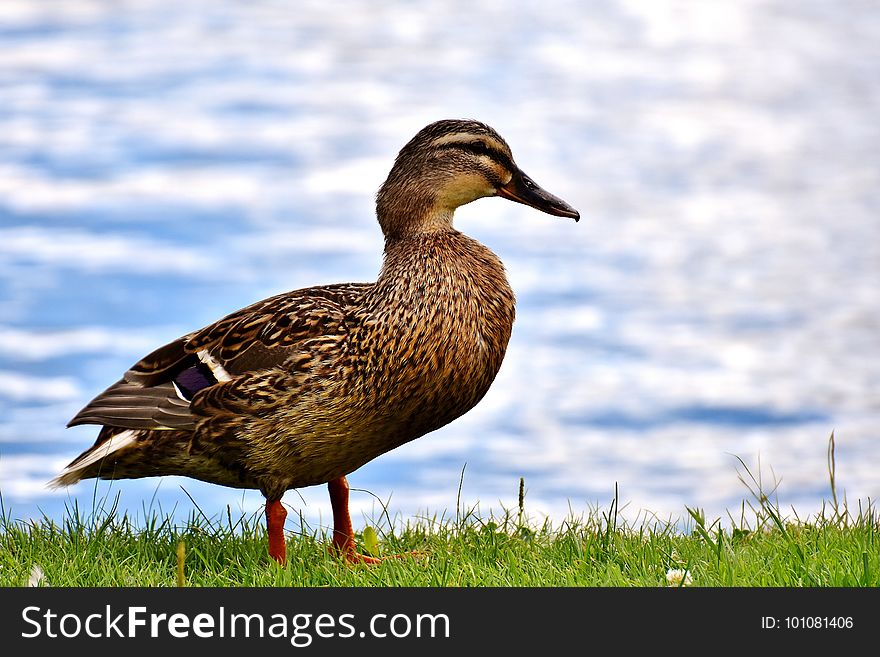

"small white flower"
[665,568,692,587]
[27,564,49,587]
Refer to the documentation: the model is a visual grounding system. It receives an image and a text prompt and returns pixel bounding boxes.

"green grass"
[2,436,877,587]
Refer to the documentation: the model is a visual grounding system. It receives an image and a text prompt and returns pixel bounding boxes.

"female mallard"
[52,119,579,564]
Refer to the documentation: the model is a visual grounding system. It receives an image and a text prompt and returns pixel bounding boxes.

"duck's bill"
[496,169,580,221]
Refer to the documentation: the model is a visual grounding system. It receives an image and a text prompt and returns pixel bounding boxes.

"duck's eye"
[468,141,490,156]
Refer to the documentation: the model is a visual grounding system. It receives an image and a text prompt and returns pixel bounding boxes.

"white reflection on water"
[0,0,878,532]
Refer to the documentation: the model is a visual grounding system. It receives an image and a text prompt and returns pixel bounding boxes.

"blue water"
[1,0,878,535]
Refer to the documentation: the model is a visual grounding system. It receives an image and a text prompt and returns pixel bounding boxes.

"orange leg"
[265,498,287,565]
[329,476,382,564]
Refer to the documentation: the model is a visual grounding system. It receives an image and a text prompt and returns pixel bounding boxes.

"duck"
[51,119,579,564]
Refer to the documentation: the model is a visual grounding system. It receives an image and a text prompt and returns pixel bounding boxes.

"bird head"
[377,119,579,238]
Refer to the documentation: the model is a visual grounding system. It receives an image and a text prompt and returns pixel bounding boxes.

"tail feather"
[48,429,139,489]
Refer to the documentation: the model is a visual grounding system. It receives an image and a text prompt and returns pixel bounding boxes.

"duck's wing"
[68,282,371,431]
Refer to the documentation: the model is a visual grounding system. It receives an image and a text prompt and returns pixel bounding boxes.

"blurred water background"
[1,0,878,534]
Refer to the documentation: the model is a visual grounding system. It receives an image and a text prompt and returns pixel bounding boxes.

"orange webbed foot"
[328,476,425,565]
[329,536,427,565]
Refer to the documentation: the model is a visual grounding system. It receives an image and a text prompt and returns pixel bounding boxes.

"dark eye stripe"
[438,141,515,172]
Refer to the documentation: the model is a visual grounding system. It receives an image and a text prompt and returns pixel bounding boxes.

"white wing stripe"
[196,349,232,382]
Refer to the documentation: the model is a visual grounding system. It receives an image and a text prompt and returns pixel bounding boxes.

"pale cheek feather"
[437,173,495,209]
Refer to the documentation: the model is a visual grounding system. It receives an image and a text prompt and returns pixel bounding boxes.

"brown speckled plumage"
[54,119,578,562]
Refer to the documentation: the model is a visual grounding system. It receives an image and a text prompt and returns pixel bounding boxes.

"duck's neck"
[376,169,457,241]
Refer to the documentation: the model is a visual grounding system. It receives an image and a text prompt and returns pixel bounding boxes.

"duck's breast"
[358,231,516,442]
